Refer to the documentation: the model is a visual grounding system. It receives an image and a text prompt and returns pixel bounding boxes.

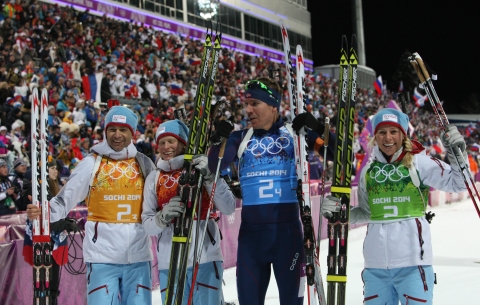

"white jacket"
[50,140,155,264]
[351,145,467,269]
[142,155,236,270]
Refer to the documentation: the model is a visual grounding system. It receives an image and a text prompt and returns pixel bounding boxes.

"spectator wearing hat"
[8,157,26,198]
[63,111,74,124]
[0,158,17,216]
[80,137,90,158]
[0,126,11,147]
[47,104,56,126]
[72,100,86,125]
[27,106,156,305]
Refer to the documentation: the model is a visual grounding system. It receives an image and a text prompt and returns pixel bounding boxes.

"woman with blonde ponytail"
[321,108,468,305]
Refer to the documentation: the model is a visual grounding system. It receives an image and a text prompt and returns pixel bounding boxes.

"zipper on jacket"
[415,218,425,260]
[136,284,151,293]
[88,284,108,295]
[417,266,428,291]
[404,294,427,303]
[363,294,378,302]
[92,222,99,243]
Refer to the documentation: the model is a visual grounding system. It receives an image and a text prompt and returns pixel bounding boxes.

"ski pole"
[187,136,227,305]
[409,53,480,218]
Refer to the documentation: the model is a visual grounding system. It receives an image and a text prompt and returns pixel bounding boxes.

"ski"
[280,21,325,305]
[409,53,480,217]
[164,22,222,305]
[32,88,52,305]
[326,35,357,305]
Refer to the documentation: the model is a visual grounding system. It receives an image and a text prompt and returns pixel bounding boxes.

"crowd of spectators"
[0,0,478,216]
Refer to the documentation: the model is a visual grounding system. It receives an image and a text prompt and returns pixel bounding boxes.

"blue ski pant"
[159,261,224,305]
[86,262,152,305]
[236,220,305,305]
[362,266,434,305]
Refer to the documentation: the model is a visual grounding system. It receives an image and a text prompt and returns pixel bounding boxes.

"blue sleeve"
[207,130,243,173]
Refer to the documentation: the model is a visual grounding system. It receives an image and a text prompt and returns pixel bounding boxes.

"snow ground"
[153,197,480,304]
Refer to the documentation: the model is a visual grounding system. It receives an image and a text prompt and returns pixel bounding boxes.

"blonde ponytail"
[402,137,414,168]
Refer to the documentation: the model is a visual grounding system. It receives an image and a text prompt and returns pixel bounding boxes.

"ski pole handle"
[409,53,428,83]
[412,53,432,82]
[323,117,330,147]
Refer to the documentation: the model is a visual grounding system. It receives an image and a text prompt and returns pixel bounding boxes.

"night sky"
[307,0,480,113]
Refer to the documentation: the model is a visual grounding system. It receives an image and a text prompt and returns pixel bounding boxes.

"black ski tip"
[350,34,357,50]
[341,35,348,49]
[206,19,213,35]
[215,21,222,35]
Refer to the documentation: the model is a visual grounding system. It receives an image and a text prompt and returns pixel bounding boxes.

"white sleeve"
[350,165,371,224]
[204,177,236,216]
[50,156,95,223]
[141,170,165,236]
[416,154,467,193]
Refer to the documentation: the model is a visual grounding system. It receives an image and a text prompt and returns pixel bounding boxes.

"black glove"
[50,217,79,233]
[211,118,234,145]
[292,112,325,135]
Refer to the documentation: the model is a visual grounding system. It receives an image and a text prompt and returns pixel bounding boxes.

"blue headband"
[245,83,281,108]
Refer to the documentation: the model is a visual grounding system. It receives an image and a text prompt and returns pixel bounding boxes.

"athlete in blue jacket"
[208,77,329,305]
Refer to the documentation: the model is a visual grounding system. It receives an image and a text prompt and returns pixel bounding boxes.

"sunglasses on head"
[245,80,274,96]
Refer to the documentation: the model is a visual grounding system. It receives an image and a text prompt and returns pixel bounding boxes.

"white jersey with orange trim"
[142,155,236,270]
[50,141,156,264]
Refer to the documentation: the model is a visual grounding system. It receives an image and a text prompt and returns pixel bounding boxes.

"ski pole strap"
[237,128,254,159]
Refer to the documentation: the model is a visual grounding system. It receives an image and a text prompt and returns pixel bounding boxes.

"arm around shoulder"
[142,170,165,236]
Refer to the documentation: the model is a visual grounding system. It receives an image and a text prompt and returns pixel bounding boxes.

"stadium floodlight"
[198,0,219,20]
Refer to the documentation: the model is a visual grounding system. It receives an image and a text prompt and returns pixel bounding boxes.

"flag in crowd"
[170,84,186,95]
[398,80,404,93]
[373,75,383,96]
[413,87,428,107]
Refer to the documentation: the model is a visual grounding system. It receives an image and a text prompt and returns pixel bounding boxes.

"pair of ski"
[282,21,358,305]
[31,88,53,305]
[164,22,223,305]
[409,53,480,217]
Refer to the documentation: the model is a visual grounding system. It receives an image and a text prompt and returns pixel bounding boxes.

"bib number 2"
[259,179,282,198]
[384,205,398,218]
[117,204,132,220]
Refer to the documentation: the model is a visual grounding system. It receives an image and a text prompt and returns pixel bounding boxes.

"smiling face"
[375,125,405,156]
[106,125,133,152]
[157,136,185,161]
[244,98,278,130]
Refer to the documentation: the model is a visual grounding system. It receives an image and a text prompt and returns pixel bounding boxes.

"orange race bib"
[87,156,145,223]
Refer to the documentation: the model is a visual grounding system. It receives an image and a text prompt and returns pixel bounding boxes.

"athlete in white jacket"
[27,106,156,305]
[142,119,236,305]
[321,108,467,305]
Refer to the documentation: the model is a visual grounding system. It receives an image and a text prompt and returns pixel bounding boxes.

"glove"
[155,196,185,229]
[441,124,468,170]
[321,195,341,218]
[440,124,466,153]
[192,154,214,183]
[292,112,325,135]
[50,218,79,232]
[211,119,234,145]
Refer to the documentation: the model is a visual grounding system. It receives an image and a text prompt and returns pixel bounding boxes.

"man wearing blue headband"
[208,77,330,305]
